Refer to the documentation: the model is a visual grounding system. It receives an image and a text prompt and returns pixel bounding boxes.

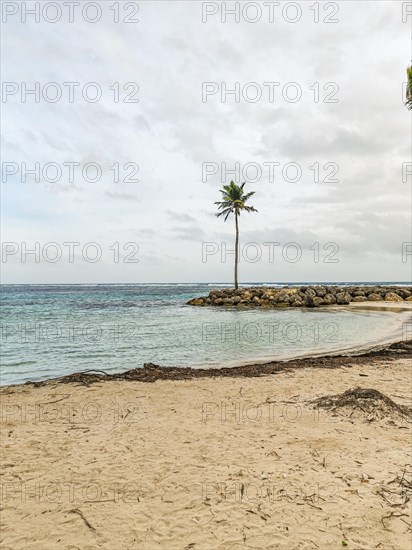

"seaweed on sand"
[311,388,412,424]
[9,339,412,389]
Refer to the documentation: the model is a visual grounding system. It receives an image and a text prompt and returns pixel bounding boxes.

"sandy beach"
[3,0,411,546]
[1,343,411,550]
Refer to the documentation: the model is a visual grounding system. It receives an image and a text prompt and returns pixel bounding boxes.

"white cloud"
[1,1,411,283]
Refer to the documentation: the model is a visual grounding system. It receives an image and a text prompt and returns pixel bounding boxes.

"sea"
[0,282,410,386]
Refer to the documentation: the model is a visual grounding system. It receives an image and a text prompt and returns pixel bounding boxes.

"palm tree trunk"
[234,210,239,289]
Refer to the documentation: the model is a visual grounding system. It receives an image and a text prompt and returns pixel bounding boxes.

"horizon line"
[1,281,411,286]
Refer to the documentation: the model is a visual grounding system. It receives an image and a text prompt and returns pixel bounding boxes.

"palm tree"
[406,65,412,110]
[215,181,258,289]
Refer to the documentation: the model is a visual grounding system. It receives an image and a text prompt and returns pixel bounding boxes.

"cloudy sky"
[1,0,411,283]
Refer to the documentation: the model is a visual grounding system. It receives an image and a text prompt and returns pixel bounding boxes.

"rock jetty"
[187,285,412,308]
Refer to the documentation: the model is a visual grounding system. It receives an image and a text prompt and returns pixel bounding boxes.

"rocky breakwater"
[187,286,412,308]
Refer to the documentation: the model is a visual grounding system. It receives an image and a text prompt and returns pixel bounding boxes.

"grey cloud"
[2,1,410,283]
[172,225,206,241]
[167,210,196,223]
[273,126,390,158]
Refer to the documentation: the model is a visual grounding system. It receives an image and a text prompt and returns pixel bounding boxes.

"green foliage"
[215,181,258,221]
[406,65,412,110]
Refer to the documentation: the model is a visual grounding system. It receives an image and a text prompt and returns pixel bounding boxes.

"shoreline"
[2,338,410,391]
[1,301,410,389]
[199,303,412,369]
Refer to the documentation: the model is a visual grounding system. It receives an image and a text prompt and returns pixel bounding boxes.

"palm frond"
[242,191,255,201]
[406,65,412,110]
[214,181,258,221]
[216,208,233,218]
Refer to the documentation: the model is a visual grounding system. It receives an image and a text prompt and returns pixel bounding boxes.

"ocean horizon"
[2,281,411,286]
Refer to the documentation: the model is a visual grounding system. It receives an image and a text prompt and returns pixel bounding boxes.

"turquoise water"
[0,283,410,386]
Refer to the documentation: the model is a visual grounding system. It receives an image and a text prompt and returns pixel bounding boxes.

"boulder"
[274,291,290,303]
[336,292,351,304]
[403,289,411,298]
[323,293,336,305]
[384,292,403,302]
[315,286,327,297]
[366,287,382,296]
[305,288,317,298]
[304,294,325,307]
[353,290,365,297]
[214,298,223,305]
[406,296,412,302]
[352,296,367,302]
[188,298,204,305]
[396,289,411,299]
[367,293,383,301]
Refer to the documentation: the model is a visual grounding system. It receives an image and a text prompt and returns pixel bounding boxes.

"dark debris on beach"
[311,387,412,420]
[9,339,412,389]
